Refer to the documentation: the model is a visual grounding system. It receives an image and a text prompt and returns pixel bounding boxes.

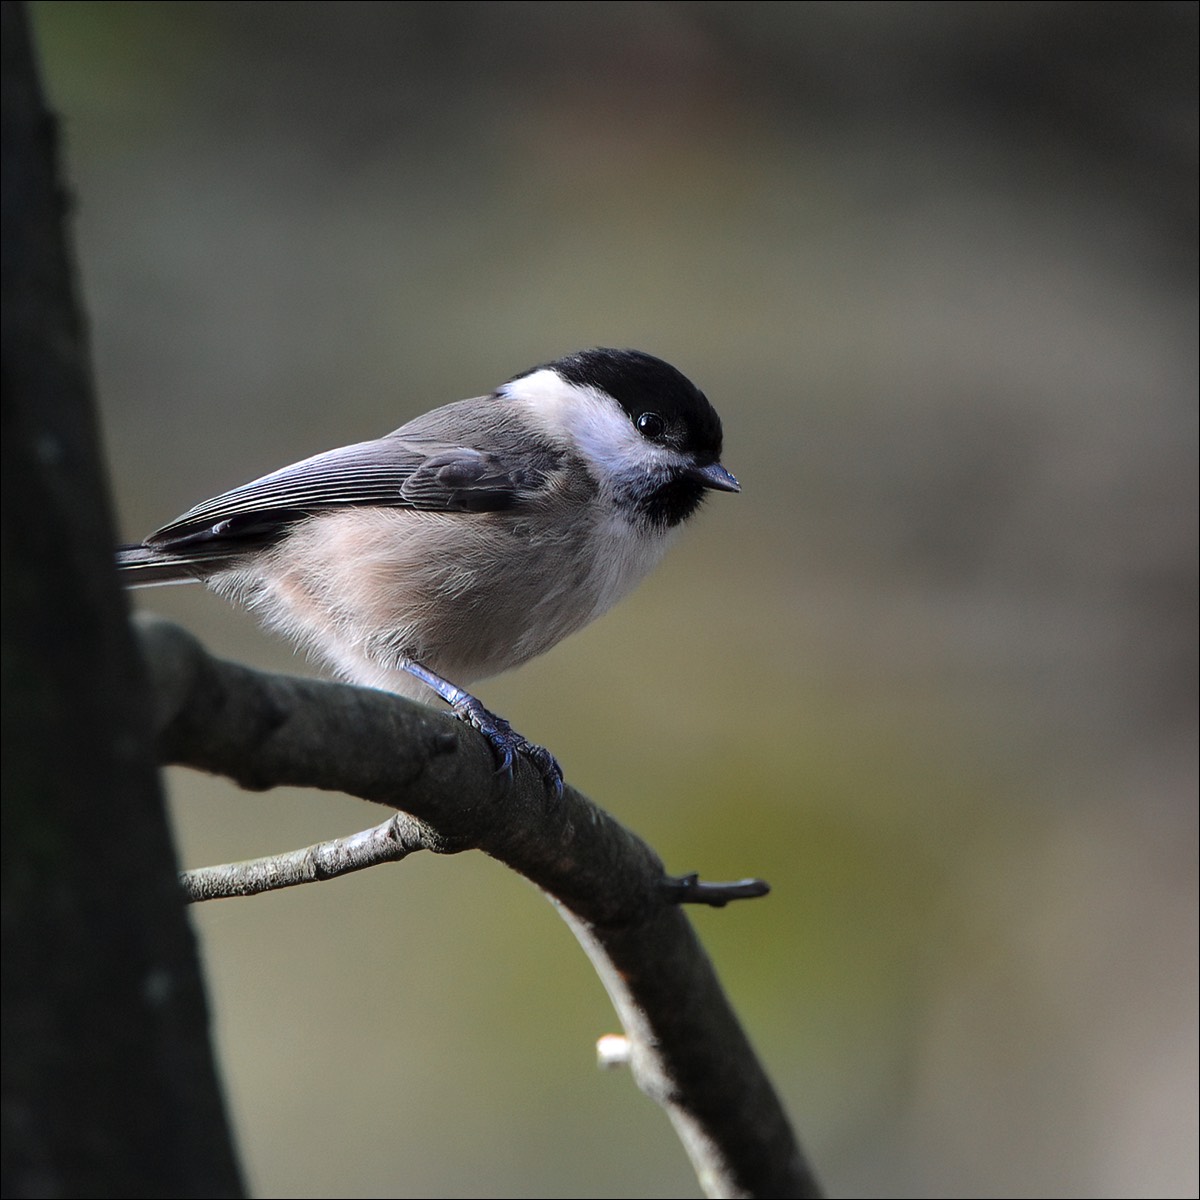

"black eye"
[636,411,665,440]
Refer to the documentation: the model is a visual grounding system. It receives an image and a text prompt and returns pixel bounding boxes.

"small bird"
[118,348,739,793]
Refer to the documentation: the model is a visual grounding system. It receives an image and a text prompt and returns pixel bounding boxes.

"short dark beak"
[688,461,741,493]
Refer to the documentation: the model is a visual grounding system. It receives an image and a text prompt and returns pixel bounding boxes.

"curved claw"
[519,740,564,799]
[450,695,563,797]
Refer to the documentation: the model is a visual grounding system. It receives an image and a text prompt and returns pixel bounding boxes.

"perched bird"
[118,348,739,792]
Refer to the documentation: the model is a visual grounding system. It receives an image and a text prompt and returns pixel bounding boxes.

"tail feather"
[116,543,220,587]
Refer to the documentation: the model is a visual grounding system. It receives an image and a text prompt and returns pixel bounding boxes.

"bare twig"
[180,813,429,900]
[136,614,821,1199]
[664,873,773,907]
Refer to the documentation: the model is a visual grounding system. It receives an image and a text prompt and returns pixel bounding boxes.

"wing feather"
[144,401,564,553]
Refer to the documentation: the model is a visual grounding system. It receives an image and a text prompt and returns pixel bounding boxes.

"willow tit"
[118,348,739,793]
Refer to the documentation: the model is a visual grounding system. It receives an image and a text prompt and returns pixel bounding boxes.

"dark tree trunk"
[1,3,244,1194]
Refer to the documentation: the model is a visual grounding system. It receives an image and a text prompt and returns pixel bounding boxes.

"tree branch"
[136,613,822,1199]
[180,813,425,900]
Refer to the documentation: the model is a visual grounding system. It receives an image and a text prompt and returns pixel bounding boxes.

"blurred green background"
[31,3,1196,1197]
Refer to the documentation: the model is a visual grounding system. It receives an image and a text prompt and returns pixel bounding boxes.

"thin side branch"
[181,812,429,900]
[135,614,821,1199]
[664,873,773,907]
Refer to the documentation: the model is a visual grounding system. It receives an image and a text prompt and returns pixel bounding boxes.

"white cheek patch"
[506,369,677,488]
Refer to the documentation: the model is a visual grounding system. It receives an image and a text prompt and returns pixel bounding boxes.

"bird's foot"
[397,657,564,797]
[450,694,564,798]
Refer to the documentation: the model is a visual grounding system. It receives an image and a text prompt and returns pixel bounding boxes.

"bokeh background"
[31,3,1196,1197]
